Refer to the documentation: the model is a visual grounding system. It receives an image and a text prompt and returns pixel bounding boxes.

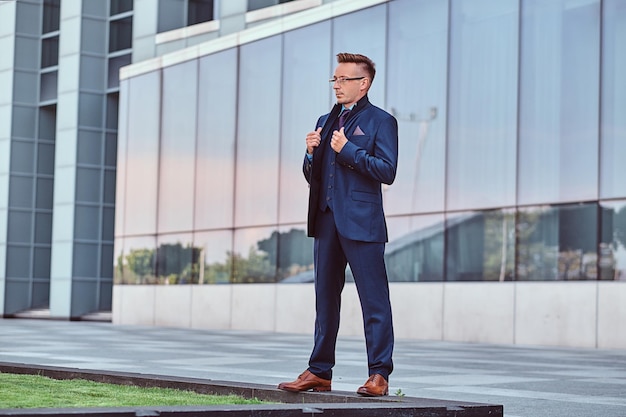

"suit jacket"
[303,95,398,242]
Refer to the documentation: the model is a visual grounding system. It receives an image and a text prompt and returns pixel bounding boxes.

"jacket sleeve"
[336,114,398,185]
[303,153,312,184]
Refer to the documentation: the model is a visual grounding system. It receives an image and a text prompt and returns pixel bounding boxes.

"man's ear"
[360,78,370,92]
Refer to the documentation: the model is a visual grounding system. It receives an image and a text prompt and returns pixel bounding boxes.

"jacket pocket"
[351,190,379,204]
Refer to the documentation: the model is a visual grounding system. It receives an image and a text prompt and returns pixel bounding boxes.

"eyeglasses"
[329,76,365,84]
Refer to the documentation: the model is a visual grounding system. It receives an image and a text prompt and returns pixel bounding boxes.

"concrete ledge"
[0,362,503,417]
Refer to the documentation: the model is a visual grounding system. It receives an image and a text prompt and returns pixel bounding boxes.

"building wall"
[112,282,626,349]
[112,0,626,347]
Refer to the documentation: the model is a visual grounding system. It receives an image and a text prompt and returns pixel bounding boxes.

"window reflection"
[115,236,157,284]
[233,227,278,283]
[600,201,626,281]
[386,0,447,215]
[124,71,160,236]
[446,210,516,281]
[517,204,598,281]
[275,225,313,283]
[279,21,331,224]
[518,0,600,204]
[447,0,518,210]
[193,230,233,284]
[386,215,445,282]
[195,50,236,230]
[600,0,626,199]
[235,37,281,227]
[332,5,386,107]
[156,234,196,284]
[159,61,197,233]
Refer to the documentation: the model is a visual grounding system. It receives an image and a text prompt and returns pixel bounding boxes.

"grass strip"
[0,372,265,409]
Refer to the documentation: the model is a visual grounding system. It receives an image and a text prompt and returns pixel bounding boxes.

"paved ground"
[0,319,625,417]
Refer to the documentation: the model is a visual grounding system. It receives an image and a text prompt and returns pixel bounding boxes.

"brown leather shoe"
[278,370,331,392]
[356,374,388,397]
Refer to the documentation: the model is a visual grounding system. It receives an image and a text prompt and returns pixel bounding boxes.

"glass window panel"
[10,140,35,173]
[81,18,107,54]
[16,0,40,35]
[14,71,38,103]
[34,212,52,244]
[105,133,117,167]
[235,37,281,227]
[79,55,105,91]
[77,130,103,165]
[517,203,598,281]
[445,209,516,282]
[106,93,119,131]
[111,0,133,16]
[3,280,30,313]
[248,0,278,11]
[159,60,197,233]
[38,105,56,141]
[518,0,600,205]
[108,54,131,89]
[41,35,59,68]
[7,210,31,244]
[117,236,157,284]
[193,230,233,284]
[386,214,445,282]
[279,21,331,225]
[447,0,518,210]
[101,244,114,281]
[600,0,626,199]
[102,207,115,241]
[195,49,236,230]
[332,5,386,107]
[274,225,313,283]
[188,0,213,25]
[124,72,160,235]
[16,37,39,69]
[9,175,33,208]
[42,0,60,34]
[78,92,104,128]
[158,0,185,33]
[74,204,100,240]
[33,247,51,278]
[74,243,99,277]
[82,0,107,17]
[600,200,626,281]
[386,0,447,215]
[40,70,57,102]
[104,169,116,204]
[37,143,55,175]
[35,177,53,209]
[13,105,37,138]
[233,226,278,283]
[156,233,195,284]
[109,16,133,52]
[75,167,101,203]
[31,281,50,307]
[6,245,31,278]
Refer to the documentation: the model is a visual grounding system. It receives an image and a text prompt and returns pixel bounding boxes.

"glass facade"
[116,0,626,286]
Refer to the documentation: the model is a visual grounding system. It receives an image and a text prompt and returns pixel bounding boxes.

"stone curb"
[0,362,503,416]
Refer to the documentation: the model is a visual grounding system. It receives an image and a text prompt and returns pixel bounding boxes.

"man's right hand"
[306,127,323,155]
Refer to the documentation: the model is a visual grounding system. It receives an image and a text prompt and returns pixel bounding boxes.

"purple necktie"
[338,109,351,129]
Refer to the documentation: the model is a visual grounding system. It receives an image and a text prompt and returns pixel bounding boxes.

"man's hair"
[336,53,376,82]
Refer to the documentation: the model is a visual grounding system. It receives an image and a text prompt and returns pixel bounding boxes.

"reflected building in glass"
[2,0,626,348]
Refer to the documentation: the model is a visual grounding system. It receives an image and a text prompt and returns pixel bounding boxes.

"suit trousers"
[308,207,394,381]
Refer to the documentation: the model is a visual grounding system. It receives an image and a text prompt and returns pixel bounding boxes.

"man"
[278,53,398,397]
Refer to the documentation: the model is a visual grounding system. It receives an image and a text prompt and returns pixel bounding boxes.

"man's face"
[332,62,368,108]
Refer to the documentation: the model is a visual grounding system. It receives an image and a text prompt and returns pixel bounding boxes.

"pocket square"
[353,126,365,135]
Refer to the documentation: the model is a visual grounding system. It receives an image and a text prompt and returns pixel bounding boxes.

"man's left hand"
[331,127,348,153]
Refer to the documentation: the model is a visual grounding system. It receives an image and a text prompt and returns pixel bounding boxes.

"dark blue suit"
[303,95,398,381]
